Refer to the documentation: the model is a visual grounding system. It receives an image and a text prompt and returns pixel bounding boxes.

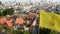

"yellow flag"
[39,10,60,32]
[53,13,60,32]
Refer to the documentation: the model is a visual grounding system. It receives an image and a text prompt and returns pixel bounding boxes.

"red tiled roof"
[27,14,36,18]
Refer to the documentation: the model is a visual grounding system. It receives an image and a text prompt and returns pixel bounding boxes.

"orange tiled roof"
[16,17,25,24]
[0,17,7,24]
[6,19,13,26]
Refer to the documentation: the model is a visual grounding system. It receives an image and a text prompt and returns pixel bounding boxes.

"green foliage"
[39,28,51,34]
[39,28,59,34]
[24,22,30,27]
[6,27,13,34]
[0,11,2,16]
[24,31,30,34]
[11,30,24,34]
[50,31,58,34]
[2,8,14,16]
[0,26,31,34]
[0,26,4,30]
[0,9,3,16]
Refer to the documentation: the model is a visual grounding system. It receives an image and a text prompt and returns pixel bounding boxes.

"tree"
[2,8,14,16]
[6,27,13,34]
[11,30,24,34]
[0,26,4,31]
[0,9,3,16]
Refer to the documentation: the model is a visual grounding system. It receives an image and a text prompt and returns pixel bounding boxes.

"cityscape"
[0,0,60,34]
[0,0,39,34]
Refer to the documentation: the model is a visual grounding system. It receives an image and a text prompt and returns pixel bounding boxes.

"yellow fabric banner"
[39,10,60,32]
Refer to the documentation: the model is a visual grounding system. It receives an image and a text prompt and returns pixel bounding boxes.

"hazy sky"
[0,0,60,3]
[0,0,40,2]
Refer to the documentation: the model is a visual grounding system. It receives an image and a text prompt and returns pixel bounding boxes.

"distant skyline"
[0,0,40,2]
[0,0,60,3]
